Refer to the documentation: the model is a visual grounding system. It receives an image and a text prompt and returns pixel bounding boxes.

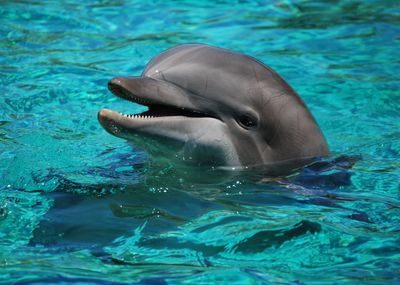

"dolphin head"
[98,44,329,169]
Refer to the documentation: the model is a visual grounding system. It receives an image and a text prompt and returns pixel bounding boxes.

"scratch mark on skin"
[268,96,289,148]
[156,85,160,96]
[252,65,262,90]
[204,75,209,96]
[160,70,166,81]
[260,88,272,108]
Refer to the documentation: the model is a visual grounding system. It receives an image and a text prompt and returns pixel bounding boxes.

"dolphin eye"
[238,113,257,129]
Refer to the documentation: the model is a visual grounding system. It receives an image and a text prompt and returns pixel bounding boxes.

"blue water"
[1,0,399,284]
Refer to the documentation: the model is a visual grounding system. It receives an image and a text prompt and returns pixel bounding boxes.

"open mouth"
[108,79,213,120]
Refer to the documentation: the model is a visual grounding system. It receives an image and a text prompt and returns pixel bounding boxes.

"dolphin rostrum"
[98,44,329,170]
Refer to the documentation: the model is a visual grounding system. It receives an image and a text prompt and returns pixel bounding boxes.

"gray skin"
[98,44,329,170]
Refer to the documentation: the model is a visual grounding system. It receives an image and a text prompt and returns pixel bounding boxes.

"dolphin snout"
[108,77,125,93]
[108,76,122,87]
[98,109,112,127]
[107,76,142,102]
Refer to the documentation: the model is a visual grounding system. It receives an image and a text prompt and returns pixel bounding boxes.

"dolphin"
[98,44,329,170]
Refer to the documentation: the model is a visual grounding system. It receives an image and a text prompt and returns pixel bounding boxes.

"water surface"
[1,0,399,284]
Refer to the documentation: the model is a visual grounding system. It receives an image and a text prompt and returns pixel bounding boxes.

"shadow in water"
[30,155,365,258]
[234,220,322,253]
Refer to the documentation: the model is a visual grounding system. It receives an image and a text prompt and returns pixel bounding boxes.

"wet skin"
[98,44,329,169]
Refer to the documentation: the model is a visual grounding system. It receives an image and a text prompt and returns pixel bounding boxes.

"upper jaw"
[108,76,155,106]
[107,76,217,119]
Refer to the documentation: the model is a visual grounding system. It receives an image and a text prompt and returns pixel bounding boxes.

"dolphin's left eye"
[238,113,257,129]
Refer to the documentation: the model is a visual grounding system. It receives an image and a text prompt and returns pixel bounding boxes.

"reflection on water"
[1,0,399,283]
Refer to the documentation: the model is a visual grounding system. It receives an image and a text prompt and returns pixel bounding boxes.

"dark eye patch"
[238,113,257,129]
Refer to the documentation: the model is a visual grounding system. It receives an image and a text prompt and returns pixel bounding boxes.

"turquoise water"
[1,0,399,283]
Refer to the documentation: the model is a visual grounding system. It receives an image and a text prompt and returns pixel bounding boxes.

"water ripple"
[1,0,399,283]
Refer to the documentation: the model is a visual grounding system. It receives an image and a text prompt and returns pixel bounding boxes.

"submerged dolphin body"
[98,44,329,170]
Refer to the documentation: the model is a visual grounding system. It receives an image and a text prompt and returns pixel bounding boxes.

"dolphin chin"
[98,44,329,169]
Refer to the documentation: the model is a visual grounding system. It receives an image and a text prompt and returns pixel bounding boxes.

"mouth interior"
[139,105,210,118]
[109,82,213,119]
